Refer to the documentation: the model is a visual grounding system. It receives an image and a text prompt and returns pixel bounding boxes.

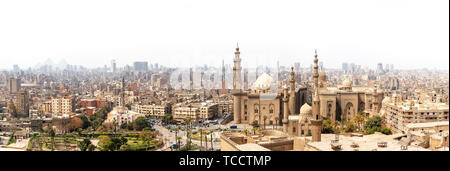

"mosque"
[231,45,384,140]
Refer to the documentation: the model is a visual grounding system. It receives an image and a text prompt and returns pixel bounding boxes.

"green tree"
[252,127,259,135]
[78,115,90,129]
[199,128,203,150]
[48,128,56,151]
[87,144,96,151]
[322,117,334,133]
[78,138,92,151]
[251,120,259,128]
[274,117,279,129]
[364,116,382,130]
[380,127,392,135]
[125,104,131,110]
[344,121,356,133]
[133,117,151,131]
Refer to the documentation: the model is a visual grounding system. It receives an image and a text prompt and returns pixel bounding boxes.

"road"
[153,124,221,151]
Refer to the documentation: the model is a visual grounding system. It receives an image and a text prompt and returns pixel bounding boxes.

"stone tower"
[289,67,296,115]
[233,43,242,90]
[232,44,243,124]
[282,87,289,132]
[310,50,322,142]
[120,76,126,107]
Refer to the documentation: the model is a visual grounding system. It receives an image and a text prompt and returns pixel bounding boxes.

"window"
[293,127,296,133]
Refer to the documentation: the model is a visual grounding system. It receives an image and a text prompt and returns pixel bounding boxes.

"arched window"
[254,104,259,113]
[327,103,333,118]
[269,104,274,114]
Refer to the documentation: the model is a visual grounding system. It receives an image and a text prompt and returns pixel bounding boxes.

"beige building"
[51,96,74,115]
[381,95,449,133]
[199,103,218,120]
[316,73,384,122]
[232,46,321,142]
[231,45,308,128]
[173,106,200,121]
[15,90,29,115]
[133,103,171,118]
[6,77,21,93]
[41,101,52,115]
[106,106,145,126]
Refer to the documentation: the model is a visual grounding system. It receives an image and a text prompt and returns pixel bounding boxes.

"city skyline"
[0,0,449,70]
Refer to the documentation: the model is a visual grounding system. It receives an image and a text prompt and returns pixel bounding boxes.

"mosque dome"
[342,80,352,87]
[252,73,273,91]
[299,103,312,115]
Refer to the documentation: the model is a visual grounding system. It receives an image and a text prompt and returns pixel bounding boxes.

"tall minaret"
[233,43,242,90]
[289,66,296,115]
[282,87,289,132]
[313,50,319,90]
[221,59,226,94]
[121,76,125,107]
[232,43,243,124]
[311,50,322,142]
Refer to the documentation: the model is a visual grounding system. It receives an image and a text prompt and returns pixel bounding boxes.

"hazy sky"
[0,0,448,70]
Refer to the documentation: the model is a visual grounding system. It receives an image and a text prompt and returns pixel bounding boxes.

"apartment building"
[381,96,449,133]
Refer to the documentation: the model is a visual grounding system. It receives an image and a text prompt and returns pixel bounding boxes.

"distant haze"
[0,0,448,70]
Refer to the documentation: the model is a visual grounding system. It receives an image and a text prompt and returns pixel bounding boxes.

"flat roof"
[236,143,271,151]
[307,133,430,151]
[406,121,449,129]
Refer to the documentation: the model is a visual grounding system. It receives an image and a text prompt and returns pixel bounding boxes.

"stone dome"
[342,80,352,87]
[299,103,312,115]
[252,73,273,91]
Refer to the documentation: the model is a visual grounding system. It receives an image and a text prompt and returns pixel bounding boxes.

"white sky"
[0,0,448,70]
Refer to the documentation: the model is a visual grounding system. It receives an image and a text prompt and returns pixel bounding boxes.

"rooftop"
[307,133,430,151]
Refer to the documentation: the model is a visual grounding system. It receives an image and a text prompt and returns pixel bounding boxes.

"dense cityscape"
[0,45,448,151]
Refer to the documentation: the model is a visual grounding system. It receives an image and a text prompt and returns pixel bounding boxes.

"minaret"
[313,50,319,90]
[244,68,248,91]
[189,67,193,91]
[121,76,125,107]
[310,50,322,142]
[221,59,226,94]
[289,67,296,115]
[232,43,243,124]
[233,43,242,89]
[282,87,289,132]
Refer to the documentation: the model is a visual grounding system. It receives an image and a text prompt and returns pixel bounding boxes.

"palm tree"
[274,117,279,130]
[209,130,214,151]
[204,134,208,150]
[49,128,56,151]
[263,115,267,130]
[176,136,181,151]
[112,120,118,133]
[252,127,258,135]
[183,118,192,149]
[199,128,203,150]
[243,129,249,136]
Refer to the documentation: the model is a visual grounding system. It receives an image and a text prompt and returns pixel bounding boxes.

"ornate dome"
[299,103,312,115]
[342,79,352,87]
[252,73,273,91]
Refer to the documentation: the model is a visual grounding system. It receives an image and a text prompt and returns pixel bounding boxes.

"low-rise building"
[133,103,171,118]
[199,103,218,120]
[173,106,200,121]
[381,96,449,133]
[106,107,145,126]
